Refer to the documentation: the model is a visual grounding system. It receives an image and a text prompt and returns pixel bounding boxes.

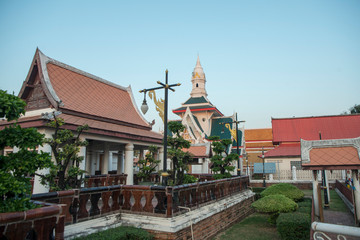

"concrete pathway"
[320,209,359,240]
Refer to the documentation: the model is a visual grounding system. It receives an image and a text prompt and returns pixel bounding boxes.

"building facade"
[0,49,164,192]
[172,57,245,174]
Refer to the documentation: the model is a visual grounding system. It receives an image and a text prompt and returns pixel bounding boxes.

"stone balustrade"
[31,175,250,225]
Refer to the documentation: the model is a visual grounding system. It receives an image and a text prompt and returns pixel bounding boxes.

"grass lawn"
[212,213,280,240]
[302,189,349,212]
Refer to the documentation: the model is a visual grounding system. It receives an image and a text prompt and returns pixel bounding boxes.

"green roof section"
[183,96,208,105]
[173,105,216,112]
[193,115,204,132]
[210,117,233,140]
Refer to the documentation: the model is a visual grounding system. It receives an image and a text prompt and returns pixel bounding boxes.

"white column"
[324,170,330,202]
[124,143,134,185]
[292,166,297,180]
[117,150,124,174]
[159,147,164,172]
[102,143,109,174]
[78,138,86,187]
[201,158,208,174]
[33,130,52,194]
[317,170,322,181]
[312,170,320,218]
[85,150,91,175]
[351,170,360,224]
[240,156,243,175]
[92,152,98,175]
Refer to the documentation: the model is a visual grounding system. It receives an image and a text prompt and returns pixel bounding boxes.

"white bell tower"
[190,56,207,98]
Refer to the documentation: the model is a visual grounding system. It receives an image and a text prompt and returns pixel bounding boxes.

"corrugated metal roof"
[272,115,360,143]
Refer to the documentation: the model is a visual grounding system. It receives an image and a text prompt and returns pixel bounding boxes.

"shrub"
[276,212,311,240]
[260,183,304,202]
[74,226,153,240]
[251,194,298,214]
[297,200,312,208]
[0,90,52,213]
[297,206,311,215]
[183,174,198,184]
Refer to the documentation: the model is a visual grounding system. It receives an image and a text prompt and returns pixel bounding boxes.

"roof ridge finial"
[196,54,201,67]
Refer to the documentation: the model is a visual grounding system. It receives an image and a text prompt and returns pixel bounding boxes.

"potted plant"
[0,90,65,239]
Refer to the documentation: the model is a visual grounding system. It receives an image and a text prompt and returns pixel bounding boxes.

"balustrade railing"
[133,173,161,185]
[336,180,354,204]
[31,175,249,224]
[84,174,127,188]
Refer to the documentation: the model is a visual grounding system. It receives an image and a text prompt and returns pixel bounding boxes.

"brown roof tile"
[245,128,273,141]
[184,146,209,158]
[307,146,360,167]
[46,63,148,128]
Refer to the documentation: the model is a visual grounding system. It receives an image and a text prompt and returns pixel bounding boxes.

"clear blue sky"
[1,0,359,130]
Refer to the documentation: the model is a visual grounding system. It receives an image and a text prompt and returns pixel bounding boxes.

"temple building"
[264,114,360,171]
[0,49,164,193]
[172,57,245,174]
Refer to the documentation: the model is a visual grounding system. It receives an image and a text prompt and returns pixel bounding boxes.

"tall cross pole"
[220,113,245,176]
[139,70,180,186]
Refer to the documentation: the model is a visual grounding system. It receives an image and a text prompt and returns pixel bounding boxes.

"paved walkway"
[321,209,359,240]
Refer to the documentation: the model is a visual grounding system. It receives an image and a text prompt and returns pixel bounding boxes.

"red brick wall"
[148,197,255,240]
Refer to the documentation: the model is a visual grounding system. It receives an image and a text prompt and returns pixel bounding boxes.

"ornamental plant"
[38,114,89,191]
[137,145,160,182]
[260,183,304,202]
[251,194,298,224]
[0,90,52,213]
[276,212,311,240]
[208,136,237,179]
[167,121,193,185]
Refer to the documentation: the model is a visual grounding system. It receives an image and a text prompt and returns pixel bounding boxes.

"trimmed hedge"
[260,183,304,202]
[74,226,153,240]
[251,194,298,213]
[276,212,311,240]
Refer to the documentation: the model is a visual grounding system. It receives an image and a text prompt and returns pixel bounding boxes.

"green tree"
[167,121,192,185]
[0,90,52,213]
[39,114,89,191]
[208,136,237,179]
[137,145,160,181]
[350,104,360,114]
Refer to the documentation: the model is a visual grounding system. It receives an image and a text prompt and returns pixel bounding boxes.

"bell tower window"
[196,83,199,87]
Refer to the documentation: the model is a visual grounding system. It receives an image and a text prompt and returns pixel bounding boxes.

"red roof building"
[0,49,163,191]
[264,115,360,171]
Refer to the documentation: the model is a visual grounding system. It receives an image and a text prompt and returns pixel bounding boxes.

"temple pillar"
[117,150,124,174]
[102,142,109,174]
[78,137,86,187]
[124,143,134,185]
[312,170,320,218]
[33,130,52,194]
[352,170,360,225]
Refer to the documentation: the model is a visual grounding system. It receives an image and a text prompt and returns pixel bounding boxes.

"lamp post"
[220,113,245,176]
[262,147,266,187]
[139,70,180,186]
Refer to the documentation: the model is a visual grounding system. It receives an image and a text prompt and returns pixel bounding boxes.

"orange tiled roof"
[302,146,360,170]
[47,63,148,128]
[15,49,163,144]
[184,146,209,158]
[245,128,273,141]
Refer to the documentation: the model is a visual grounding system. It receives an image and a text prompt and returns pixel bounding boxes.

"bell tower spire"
[190,55,207,98]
